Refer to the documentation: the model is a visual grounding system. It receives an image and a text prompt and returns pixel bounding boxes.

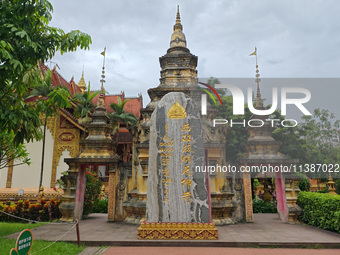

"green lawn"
[0,222,85,255]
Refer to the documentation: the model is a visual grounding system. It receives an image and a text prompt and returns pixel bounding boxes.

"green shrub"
[298,178,311,191]
[336,179,340,195]
[92,199,108,213]
[252,198,277,213]
[297,191,340,233]
[82,172,101,218]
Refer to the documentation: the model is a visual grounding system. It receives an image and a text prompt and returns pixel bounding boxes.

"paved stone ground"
[6,213,340,248]
[78,246,108,255]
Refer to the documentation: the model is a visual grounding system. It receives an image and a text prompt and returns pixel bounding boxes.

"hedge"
[297,191,340,233]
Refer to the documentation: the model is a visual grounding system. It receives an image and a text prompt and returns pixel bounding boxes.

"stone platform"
[6,213,340,248]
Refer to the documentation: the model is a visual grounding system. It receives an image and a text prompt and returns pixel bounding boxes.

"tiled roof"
[36,62,143,118]
[38,62,81,96]
[34,62,142,142]
[92,93,142,118]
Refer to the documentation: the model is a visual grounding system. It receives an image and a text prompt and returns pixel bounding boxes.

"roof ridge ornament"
[78,66,87,93]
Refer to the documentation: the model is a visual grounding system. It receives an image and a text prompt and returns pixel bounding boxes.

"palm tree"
[27,70,71,192]
[72,82,101,139]
[108,97,138,149]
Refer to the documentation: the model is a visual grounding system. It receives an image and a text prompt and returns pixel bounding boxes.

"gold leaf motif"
[167,101,186,119]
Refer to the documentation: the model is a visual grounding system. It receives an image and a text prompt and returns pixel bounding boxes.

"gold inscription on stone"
[167,101,187,119]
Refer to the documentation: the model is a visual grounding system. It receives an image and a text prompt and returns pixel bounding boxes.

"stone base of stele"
[137,222,218,240]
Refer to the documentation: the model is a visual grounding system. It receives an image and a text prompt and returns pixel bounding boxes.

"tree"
[204,77,251,162]
[27,70,71,190]
[301,108,340,165]
[72,83,101,138]
[0,0,91,168]
[108,97,138,148]
[273,108,340,187]
[0,130,30,169]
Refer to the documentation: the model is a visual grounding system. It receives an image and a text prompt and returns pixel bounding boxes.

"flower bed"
[0,198,62,222]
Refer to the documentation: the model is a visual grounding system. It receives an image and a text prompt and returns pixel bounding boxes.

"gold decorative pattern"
[46,116,56,135]
[0,193,62,203]
[243,171,254,222]
[167,101,186,119]
[137,222,218,239]
[107,170,116,221]
[59,132,75,142]
[50,113,80,188]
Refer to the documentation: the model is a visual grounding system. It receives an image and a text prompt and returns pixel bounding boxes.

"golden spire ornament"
[98,47,106,108]
[100,47,106,92]
[78,66,87,93]
[249,46,263,108]
[170,5,187,48]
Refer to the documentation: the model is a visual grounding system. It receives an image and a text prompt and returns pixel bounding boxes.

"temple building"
[0,62,143,203]
[1,6,302,225]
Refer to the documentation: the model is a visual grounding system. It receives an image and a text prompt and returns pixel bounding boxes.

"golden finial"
[176,5,181,24]
[249,47,263,108]
[170,5,187,48]
[98,47,106,107]
[100,47,106,92]
[78,66,87,93]
[167,101,187,119]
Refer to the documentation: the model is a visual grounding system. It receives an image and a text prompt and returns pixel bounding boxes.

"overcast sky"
[48,0,340,117]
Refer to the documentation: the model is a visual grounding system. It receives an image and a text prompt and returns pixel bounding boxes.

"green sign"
[10,229,33,255]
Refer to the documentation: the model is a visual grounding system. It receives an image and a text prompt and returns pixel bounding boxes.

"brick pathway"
[103,247,340,255]
[6,213,340,248]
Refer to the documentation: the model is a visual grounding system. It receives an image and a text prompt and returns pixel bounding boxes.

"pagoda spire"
[170,5,187,48]
[176,5,181,24]
[98,47,106,108]
[100,47,106,92]
[250,47,263,108]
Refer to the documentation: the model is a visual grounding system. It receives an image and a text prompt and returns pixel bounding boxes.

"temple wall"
[56,150,71,183]
[11,128,54,188]
[0,168,8,187]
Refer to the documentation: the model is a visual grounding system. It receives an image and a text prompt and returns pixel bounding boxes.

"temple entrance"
[252,176,278,214]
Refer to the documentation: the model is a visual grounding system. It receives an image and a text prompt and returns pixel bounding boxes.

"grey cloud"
[48,0,339,117]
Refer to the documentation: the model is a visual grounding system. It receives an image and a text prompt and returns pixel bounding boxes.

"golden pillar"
[243,171,254,222]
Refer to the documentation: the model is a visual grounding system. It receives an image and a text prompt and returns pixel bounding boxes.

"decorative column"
[275,171,288,222]
[285,177,302,223]
[108,165,116,221]
[243,171,254,222]
[59,161,79,222]
[74,165,86,221]
[6,161,13,188]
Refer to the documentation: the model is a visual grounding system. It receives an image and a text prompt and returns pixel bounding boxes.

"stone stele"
[139,92,218,239]
[147,92,209,223]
